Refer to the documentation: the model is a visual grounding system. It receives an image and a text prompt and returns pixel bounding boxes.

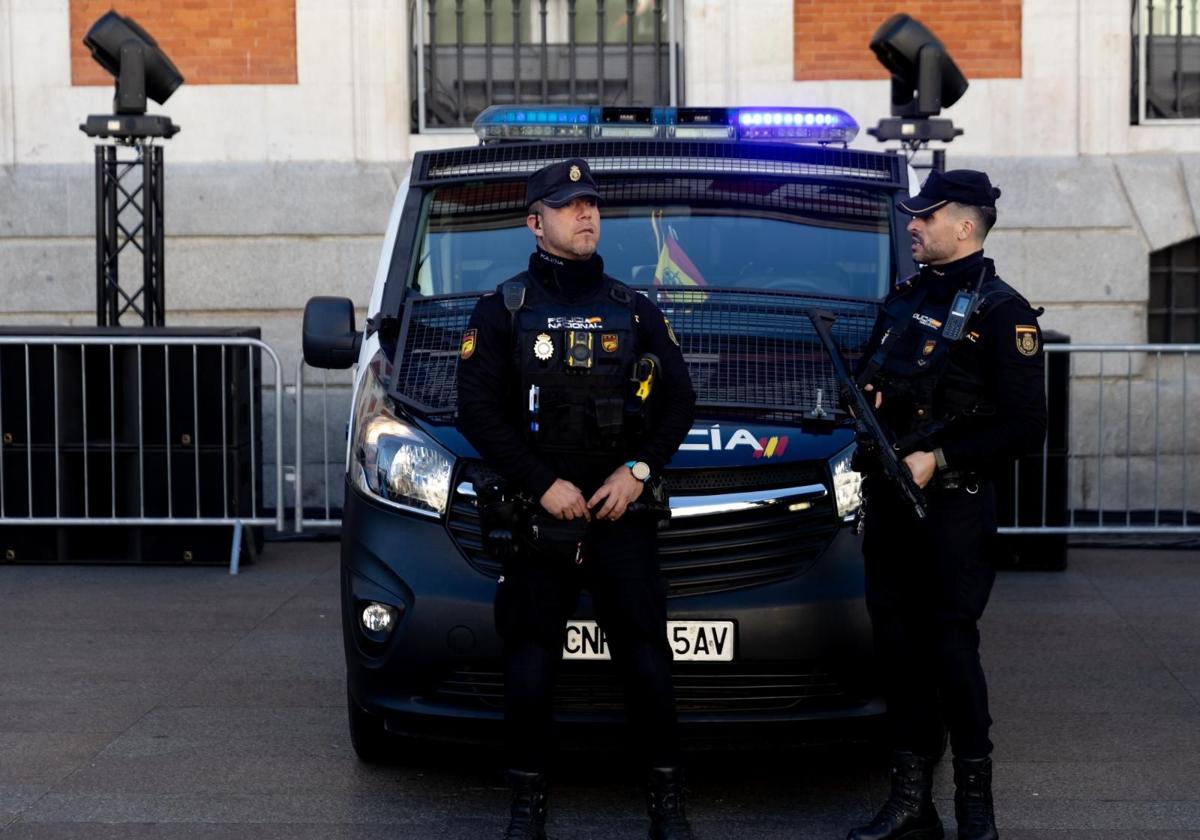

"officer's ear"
[953,208,975,242]
[526,209,544,237]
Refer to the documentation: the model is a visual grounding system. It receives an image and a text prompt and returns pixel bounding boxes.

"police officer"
[456,158,698,840]
[846,170,1046,840]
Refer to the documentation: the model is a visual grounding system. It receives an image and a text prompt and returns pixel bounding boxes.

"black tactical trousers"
[494,515,680,773]
[862,477,998,760]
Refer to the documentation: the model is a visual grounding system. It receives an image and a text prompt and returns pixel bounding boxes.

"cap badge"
[569,165,582,182]
[533,332,555,361]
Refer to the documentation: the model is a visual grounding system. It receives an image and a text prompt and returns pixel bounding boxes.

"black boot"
[847,752,943,840]
[647,766,696,840]
[953,757,998,840]
[503,769,548,840]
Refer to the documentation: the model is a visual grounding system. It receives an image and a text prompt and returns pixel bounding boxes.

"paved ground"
[1,541,1198,838]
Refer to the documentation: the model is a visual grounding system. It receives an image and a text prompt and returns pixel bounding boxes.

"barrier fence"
[999,343,1199,535]
[2,337,1195,571]
[0,335,285,573]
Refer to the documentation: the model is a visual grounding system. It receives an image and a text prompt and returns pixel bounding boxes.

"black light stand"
[79,10,183,326]
[91,140,166,326]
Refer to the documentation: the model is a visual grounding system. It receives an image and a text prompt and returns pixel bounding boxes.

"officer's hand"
[864,383,883,409]
[903,450,937,489]
[587,467,644,521]
[540,479,591,521]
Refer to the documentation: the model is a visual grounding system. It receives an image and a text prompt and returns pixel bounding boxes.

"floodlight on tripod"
[867,14,966,148]
[79,10,184,141]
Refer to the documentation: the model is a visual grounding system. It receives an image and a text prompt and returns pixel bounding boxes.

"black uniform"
[858,248,1046,760]
[457,247,697,772]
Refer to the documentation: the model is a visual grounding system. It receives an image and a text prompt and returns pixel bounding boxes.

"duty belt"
[930,469,983,494]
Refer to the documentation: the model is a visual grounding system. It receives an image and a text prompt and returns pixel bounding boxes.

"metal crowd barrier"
[293,357,350,533]
[290,344,1200,540]
[1001,343,1199,536]
[0,336,285,573]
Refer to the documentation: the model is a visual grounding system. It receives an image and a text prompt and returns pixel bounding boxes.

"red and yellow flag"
[651,210,709,306]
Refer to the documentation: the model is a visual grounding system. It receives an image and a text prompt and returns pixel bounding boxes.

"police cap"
[525,158,600,210]
[899,169,1001,218]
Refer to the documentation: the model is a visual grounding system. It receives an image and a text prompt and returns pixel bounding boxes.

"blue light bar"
[473,106,592,139]
[472,105,859,145]
[733,108,858,143]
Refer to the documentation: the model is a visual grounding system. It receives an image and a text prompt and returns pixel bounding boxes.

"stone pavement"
[1,541,1198,838]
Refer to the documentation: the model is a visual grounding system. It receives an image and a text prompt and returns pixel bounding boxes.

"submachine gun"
[807,309,928,521]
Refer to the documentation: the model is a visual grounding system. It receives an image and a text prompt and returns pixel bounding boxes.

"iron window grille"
[1132,0,1200,122]
[1149,237,1200,342]
[411,0,683,133]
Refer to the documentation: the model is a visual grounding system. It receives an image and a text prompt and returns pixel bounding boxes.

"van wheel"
[347,689,394,764]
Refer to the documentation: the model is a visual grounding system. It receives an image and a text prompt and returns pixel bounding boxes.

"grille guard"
[388,286,878,424]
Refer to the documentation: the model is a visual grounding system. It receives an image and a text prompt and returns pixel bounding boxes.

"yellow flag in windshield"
[651,209,710,305]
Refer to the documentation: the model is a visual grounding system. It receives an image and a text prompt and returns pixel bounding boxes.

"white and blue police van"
[302,105,919,761]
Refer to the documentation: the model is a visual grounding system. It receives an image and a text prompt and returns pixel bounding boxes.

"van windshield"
[408,176,894,301]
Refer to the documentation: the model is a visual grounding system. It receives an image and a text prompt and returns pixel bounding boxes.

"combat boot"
[647,766,696,839]
[847,752,943,840]
[502,769,548,840]
[953,757,998,840]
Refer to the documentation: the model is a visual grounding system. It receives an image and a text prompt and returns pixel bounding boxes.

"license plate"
[563,620,735,662]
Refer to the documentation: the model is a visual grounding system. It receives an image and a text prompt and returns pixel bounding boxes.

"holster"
[472,470,525,563]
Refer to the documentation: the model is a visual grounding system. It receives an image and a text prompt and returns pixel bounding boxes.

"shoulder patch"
[1015,325,1039,356]
[460,328,477,360]
[664,317,679,346]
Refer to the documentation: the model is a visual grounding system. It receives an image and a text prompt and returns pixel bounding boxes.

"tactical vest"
[865,261,1039,447]
[503,273,642,455]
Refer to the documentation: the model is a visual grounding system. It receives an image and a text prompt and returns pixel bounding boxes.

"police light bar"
[473,105,859,145]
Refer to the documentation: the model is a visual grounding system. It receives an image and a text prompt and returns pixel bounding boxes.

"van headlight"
[830,444,863,521]
[352,355,453,517]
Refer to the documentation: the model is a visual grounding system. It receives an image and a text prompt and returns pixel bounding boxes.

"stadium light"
[80,11,183,139]
[867,14,965,146]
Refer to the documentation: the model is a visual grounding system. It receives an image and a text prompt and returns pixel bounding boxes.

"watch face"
[631,461,651,481]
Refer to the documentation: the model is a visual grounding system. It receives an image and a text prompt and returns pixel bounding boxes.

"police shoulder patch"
[460,328,477,360]
[1015,325,1039,356]
[664,317,679,346]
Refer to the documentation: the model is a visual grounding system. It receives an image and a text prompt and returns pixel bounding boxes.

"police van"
[302,105,918,760]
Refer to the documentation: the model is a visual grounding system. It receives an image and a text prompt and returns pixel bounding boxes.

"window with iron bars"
[1132,0,1200,121]
[410,0,683,132]
[1149,238,1200,342]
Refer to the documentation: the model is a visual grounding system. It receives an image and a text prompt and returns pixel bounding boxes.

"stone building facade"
[0,0,1196,516]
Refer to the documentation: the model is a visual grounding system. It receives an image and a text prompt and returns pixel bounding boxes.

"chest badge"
[1016,325,1039,356]
[922,339,937,356]
[533,332,555,361]
[601,333,619,353]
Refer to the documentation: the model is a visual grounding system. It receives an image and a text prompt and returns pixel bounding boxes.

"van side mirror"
[302,296,362,369]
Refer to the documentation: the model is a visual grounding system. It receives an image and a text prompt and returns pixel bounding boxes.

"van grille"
[391,288,877,423]
[446,463,839,597]
[415,140,904,186]
[428,661,860,714]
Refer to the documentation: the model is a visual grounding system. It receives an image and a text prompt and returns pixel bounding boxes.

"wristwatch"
[624,460,651,482]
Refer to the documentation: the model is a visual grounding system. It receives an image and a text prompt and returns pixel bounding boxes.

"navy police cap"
[899,169,1002,217]
[525,157,600,210]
